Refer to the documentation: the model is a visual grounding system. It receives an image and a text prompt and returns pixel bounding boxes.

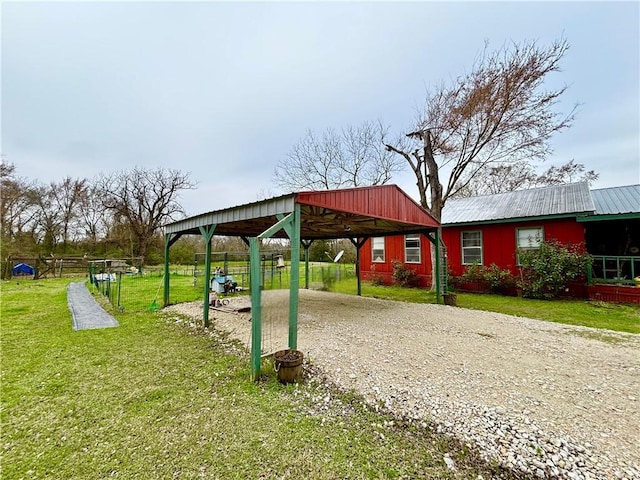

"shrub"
[459,262,486,283]
[518,240,591,299]
[457,263,514,293]
[369,264,385,286]
[391,260,419,287]
[484,264,516,292]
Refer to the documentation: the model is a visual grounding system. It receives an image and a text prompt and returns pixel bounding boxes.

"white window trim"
[404,234,421,264]
[372,237,385,263]
[516,227,544,264]
[461,230,483,265]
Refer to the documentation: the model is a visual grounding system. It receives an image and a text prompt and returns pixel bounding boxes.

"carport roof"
[164,184,439,239]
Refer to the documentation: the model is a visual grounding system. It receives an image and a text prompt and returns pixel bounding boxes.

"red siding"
[360,234,434,287]
[297,185,439,228]
[588,284,640,304]
[442,218,586,277]
[360,218,587,290]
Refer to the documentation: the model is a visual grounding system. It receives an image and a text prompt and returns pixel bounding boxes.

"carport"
[163,184,441,379]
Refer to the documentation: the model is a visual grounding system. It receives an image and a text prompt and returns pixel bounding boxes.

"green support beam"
[288,204,301,349]
[250,205,301,380]
[199,224,217,328]
[163,232,183,306]
[249,236,262,380]
[349,237,368,296]
[426,229,443,304]
[434,229,441,304]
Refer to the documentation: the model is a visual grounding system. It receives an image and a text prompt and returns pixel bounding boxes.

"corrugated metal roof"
[441,182,595,225]
[591,185,640,215]
[165,184,439,239]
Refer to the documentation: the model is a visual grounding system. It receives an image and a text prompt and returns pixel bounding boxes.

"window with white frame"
[372,237,385,263]
[516,227,544,263]
[516,227,544,250]
[404,234,421,263]
[461,231,483,265]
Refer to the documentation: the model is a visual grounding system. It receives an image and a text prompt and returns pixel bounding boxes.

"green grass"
[453,292,640,334]
[97,263,638,333]
[1,278,518,480]
[328,278,640,334]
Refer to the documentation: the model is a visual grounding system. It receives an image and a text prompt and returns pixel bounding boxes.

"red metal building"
[360,183,640,303]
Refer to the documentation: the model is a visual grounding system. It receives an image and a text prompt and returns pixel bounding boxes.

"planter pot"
[443,293,458,306]
[274,349,304,384]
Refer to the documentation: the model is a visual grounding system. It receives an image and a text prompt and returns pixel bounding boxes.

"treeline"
[0,163,200,265]
[0,163,356,266]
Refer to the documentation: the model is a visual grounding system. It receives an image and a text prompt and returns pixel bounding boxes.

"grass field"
[89,263,640,334]
[2,278,520,479]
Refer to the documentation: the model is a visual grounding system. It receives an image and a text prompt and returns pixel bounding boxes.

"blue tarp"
[12,263,35,276]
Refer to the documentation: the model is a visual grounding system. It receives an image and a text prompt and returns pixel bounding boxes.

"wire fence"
[88,259,355,313]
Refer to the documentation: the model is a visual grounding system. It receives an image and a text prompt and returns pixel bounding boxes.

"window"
[404,234,421,263]
[516,227,544,264]
[462,231,483,265]
[372,237,385,263]
[516,227,544,250]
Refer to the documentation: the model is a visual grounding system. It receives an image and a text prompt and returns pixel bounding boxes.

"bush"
[518,240,591,299]
[458,263,514,293]
[391,260,419,287]
[459,263,486,283]
[368,264,385,286]
[484,264,516,292]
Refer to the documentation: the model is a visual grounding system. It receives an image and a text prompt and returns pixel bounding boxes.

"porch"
[588,255,640,304]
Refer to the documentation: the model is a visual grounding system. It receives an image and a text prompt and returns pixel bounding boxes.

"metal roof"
[441,182,595,225]
[164,184,439,239]
[591,185,640,215]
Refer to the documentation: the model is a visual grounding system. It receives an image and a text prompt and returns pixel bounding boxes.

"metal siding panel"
[296,185,438,228]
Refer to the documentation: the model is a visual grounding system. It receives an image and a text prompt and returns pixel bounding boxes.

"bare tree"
[98,167,196,263]
[535,159,598,186]
[50,177,88,250]
[274,121,404,191]
[385,38,577,220]
[78,183,109,247]
[31,183,62,253]
[1,162,39,249]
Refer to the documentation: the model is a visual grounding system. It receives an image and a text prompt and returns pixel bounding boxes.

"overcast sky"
[2,1,638,216]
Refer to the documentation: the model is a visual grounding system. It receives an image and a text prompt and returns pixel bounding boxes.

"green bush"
[459,262,486,283]
[518,240,591,299]
[484,264,516,292]
[391,260,419,287]
[458,263,514,293]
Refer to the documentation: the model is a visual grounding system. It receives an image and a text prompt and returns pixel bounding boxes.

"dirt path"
[165,290,640,480]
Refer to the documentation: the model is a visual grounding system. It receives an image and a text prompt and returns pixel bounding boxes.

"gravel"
[165,289,640,480]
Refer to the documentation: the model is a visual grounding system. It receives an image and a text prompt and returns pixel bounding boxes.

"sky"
[2,1,639,217]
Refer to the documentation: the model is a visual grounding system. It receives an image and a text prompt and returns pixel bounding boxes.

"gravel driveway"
[165,290,640,480]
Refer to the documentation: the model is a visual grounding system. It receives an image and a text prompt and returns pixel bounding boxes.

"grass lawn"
[330,279,640,334]
[2,278,517,480]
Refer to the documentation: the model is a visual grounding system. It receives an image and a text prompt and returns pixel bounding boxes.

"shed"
[163,185,440,379]
[12,263,35,276]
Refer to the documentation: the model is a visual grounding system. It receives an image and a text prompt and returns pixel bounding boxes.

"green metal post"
[355,240,362,296]
[163,234,171,306]
[249,237,262,380]
[288,204,301,349]
[117,272,122,309]
[435,228,443,303]
[199,224,217,328]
